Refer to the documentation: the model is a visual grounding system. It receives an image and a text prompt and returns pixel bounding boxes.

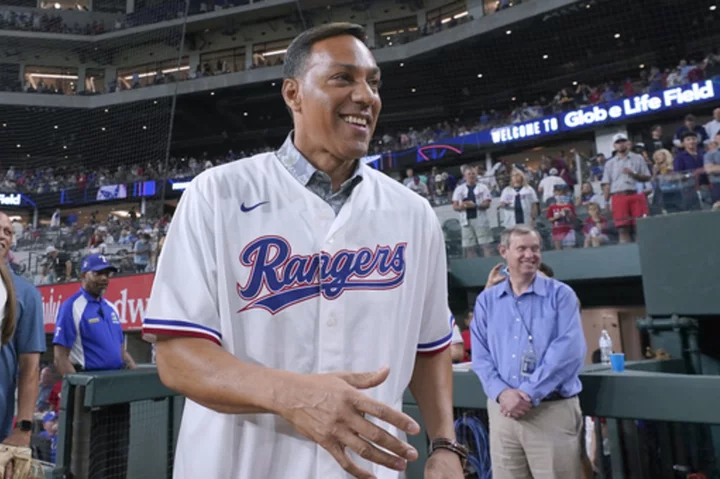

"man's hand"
[425,449,464,478]
[622,167,635,177]
[2,429,31,448]
[462,201,475,209]
[484,263,506,290]
[280,367,420,479]
[498,389,532,419]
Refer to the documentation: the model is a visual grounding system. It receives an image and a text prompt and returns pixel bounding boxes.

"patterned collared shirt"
[275,133,364,215]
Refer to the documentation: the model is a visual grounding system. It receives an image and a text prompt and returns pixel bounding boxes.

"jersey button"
[327,317,337,327]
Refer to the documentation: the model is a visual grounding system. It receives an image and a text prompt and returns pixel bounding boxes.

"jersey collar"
[276,132,364,189]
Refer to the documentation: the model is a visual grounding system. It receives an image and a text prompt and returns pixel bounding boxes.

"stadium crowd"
[6,100,720,291]
[9,207,171,285]
[0,7,105,35]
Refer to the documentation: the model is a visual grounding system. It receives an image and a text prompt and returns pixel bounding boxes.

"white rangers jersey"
[142,151,452,479]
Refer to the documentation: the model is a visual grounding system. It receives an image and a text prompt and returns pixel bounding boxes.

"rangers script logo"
[237,236,407,314]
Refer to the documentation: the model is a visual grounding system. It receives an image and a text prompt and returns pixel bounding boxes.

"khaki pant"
[487,396,583,479]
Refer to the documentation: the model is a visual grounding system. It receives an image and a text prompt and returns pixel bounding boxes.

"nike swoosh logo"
[241,201,268,213]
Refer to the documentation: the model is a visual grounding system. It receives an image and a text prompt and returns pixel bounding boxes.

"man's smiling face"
[285,34,382,161]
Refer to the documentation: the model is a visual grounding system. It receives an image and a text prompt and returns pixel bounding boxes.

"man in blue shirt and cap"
[53,253,136,478]
[0,211,45,449]
[53,253,136,373]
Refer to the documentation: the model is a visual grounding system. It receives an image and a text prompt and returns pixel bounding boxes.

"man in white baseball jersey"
[142,23,464,479]
[452,166,493,258]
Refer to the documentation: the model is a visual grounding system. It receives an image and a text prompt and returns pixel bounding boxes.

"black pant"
[89,403,130,479]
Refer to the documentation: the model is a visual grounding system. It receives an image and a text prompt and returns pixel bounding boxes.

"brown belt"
[611,190,637,196]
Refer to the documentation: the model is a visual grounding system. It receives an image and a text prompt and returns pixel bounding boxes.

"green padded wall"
[636,211,720,317]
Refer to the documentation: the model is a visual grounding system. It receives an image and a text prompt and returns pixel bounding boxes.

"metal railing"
[51,360,720,479]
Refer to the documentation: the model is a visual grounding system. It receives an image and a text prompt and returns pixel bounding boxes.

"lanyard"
[510,293,534,343]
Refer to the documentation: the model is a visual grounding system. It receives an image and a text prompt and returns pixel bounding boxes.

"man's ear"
[498,245,507,259]
[282,78,302,115]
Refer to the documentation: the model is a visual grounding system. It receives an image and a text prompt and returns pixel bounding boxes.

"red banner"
[38,273,155,333]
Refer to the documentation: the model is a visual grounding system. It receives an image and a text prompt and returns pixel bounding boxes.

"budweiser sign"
[38,273,155,333]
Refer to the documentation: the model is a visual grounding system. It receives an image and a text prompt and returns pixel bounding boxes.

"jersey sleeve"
[416,213,453,354]
[479,184,492,202]
[451,184,464,203]
[14,278,46,355]
[529,187,539,203]
[52,300,77,349]
[142,178,222,346]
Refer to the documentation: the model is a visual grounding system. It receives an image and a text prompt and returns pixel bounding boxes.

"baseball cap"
[42,411,57,423]
[81,253,118,274]
[613,133,629,143]
[46,246,58,255]
[549,168,559,175]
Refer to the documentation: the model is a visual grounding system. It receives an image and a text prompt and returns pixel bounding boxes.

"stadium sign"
[438,79,720,149]
[0,193,21,206]
[490,117,560,144]
[39,273,154,332]
[562,80,716,129]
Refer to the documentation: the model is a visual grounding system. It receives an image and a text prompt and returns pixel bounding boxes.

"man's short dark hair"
[283,22,367,79]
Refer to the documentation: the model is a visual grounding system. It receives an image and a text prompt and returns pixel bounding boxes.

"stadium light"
[711,5,717,10]
[506,30,512,35]
[16,144,20,148]
[411,88,416,93]
[53,125,58,129]
[614,33,621,39]
[400,63,404,67]
[263,49,287,57]
[123,65,190,81]
[477,73,483,78]
[543,54,549,59]
[29,73,79,80]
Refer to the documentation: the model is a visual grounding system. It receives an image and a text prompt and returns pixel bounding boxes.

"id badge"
[520,345,536,377]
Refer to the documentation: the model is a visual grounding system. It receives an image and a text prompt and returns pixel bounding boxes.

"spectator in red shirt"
[547,184,576,250]
[47,380,62,414]
[583,202,609,248]
[460,311,473,361]
[687,61,706,83]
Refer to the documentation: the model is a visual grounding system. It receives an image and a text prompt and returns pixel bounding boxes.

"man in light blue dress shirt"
[471,224,586,479]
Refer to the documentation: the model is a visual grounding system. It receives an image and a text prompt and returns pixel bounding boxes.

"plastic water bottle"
[599,329,612,365]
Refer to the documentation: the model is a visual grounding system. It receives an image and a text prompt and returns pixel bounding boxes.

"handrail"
[54,360,720,479]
